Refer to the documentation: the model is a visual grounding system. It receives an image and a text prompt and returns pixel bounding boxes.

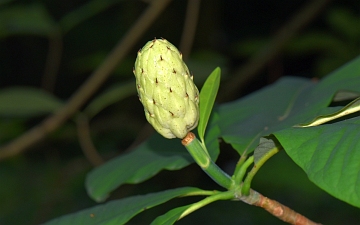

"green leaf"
[43,187,203,225]
[198,67,221,143]
[253,137,276,164]
[84,80,135,118]
[211,55,360,155]
[212,76,314,155]
[207,56,360,206]
[274,118,360,208]
[86,133,193,202]
[150,205,191,225]
[332,90,360,102]
[295,96,360,127]
[0,87,64,118]
[0,3,56,38]
[151,190,234,225]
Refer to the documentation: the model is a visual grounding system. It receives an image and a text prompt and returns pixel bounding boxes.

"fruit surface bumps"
[133,38,199,139]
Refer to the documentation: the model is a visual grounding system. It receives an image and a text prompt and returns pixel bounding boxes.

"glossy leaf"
[0,87,64,118]
[274,117,360,207]
[43,187,203,225]
[295,96,360,127]
[210,55,360,155]
[198,67,221,143]
[206,56,360,206]
[86,134,192,202]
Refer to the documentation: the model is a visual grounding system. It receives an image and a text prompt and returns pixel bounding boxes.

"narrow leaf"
[198,67,221,142]
[150,205,191,225]
[43,187,203,225]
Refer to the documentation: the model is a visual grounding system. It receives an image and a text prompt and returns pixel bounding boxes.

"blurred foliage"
[0,0,359,224]
[234,7,360,77]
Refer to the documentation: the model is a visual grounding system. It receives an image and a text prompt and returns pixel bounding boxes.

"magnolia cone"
[133,38,199,139]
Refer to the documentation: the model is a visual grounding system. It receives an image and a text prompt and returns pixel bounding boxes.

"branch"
[76,114,104,166]
[240,189,322,225]
[42,29,63,92]
[219,0,332,101]
[179,0,201,60]
[0,0,172,161]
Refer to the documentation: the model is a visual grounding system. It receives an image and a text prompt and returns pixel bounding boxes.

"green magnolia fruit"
[133,38,199,139]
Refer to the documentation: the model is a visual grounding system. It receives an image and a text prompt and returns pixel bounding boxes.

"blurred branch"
[219,0,332,102]
[42,29,63,92]
[76,114,104,166]
[179,0,201,60]
[0,0,172,161]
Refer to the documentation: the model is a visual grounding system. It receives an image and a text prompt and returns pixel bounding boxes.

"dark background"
[0,0,359,224]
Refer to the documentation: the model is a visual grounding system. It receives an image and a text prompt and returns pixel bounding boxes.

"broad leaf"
[204,56,360,206]
[210,77,315,155]
[0,87,64,118]
[210,55,360,155]
[43,187,203,225]
[198,67,221,143]
[86,134,193,202]
[274,117,360,208]
[295,96,360,127]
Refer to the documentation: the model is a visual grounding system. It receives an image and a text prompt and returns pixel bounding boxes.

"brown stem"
[240,189,322,225]
[42,29,63,93]
[219,0,332,101]
[0,0,172,161]
[76,115,104,166]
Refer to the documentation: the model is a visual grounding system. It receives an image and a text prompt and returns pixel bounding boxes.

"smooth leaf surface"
[210,55,360,155]
[198,67,221,142]
[0,87,64,117]
[274,118,360,207]
[211,77,315,155]
[150,205,191,225]
[86,134,193,202]
[332,90,360,102]
[43,187,203,225]
[295,96,360,127]
[206,56,360,206]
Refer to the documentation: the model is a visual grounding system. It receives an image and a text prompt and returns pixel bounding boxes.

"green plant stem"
[182,132,233,189]
[233,156,254,185]
[233,154,247,174]
[242,146,280,195]
[179,191,234,220]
